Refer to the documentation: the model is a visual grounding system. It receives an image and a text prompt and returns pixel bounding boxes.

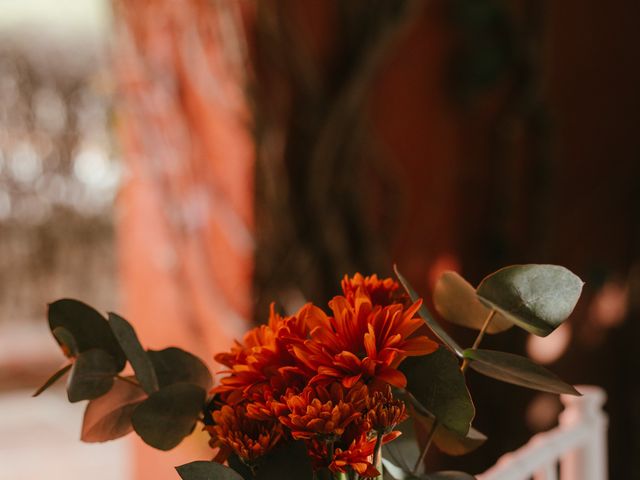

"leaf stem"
[461,309,496,373]
[412,419,439,475]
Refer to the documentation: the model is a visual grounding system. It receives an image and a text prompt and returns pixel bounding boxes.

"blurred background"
[0,0,638,479]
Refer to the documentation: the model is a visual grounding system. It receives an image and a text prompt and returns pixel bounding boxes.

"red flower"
[292,290,437,388]
[213,303,320,405]
[341,273,408,307]
[330,431,402,477]
[278,382,368,440]
[363,385,408,434]
[210,405,282,462]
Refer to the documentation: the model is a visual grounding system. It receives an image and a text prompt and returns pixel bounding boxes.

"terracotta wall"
[113,1,253,477]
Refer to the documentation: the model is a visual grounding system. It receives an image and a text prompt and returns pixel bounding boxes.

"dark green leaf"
[410,406,486,457]
[476,264,584,337]
[433,271,512,334]
[147,348,212,391]
[394,266,463,356]
[108,312,159,394]
[52,327,79,357]
[401,347,475,436]
[256,441,313,480]
[67,349,117,402]
[132,383,206,451]
[32,363,72,397]
[48,299,126,370]
[389,398,485,461]
[382,457,411,480]
[81,378,147,442]
[383,417,421,473]
[176,461,244,480]
[464,349,580,395]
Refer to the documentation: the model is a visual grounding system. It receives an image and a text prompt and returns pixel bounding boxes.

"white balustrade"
[478,386,608,480]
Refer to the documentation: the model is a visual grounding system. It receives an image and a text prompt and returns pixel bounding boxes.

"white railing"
[478,386,608,480]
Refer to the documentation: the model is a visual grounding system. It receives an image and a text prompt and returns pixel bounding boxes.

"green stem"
[460,309,495,373]
[412,419,439,475]
[372,432,383,479]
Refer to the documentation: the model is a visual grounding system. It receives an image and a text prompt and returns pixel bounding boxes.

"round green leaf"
[408,404,486,457]
[400,347,474,436]
[32,363,72,397]
[433,271,512,334]
[394,266,464,357]
[108,312,159,394]
[176,461,244,480]
[476,264,584,337]
[67,349,118,402]
[463,349,580,395]
[81,378,147,442]
[147,348,213,391]
[132,383,206,451]
[48,299,126,370]
[391,396,485,461]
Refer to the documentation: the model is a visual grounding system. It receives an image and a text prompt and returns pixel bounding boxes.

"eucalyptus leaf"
[394,266,464,356]
[67,349,117,402]
[108,312,159,394]
[256,441,313,480]
[401,347,474,436]
[464,349,580,395]
[52,327,79,357]
[32,363,72,397]
[48,299,126,371]
[81,378,147,442]
[392,397,485,459]
[132,383,206,451]
[409,403,486,457]
[476,264,584,337]
[433,271,512,334]
[176,461,244,480]
[147,347,213,391]
[383,418,420,473]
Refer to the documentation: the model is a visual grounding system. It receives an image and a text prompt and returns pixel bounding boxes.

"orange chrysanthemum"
[278,382,368,440]
[330,431,402,477]
[363,385,408,434]
[213,303,321,405]
[210,404,282,462]
[341,273,408,307]
[292,289,437,388]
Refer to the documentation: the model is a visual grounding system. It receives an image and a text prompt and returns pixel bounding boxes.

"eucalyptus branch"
[461,309,496,373]
[412,419,439,475]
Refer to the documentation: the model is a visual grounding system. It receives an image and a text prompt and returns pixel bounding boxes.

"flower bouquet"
[34,264,583,479]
